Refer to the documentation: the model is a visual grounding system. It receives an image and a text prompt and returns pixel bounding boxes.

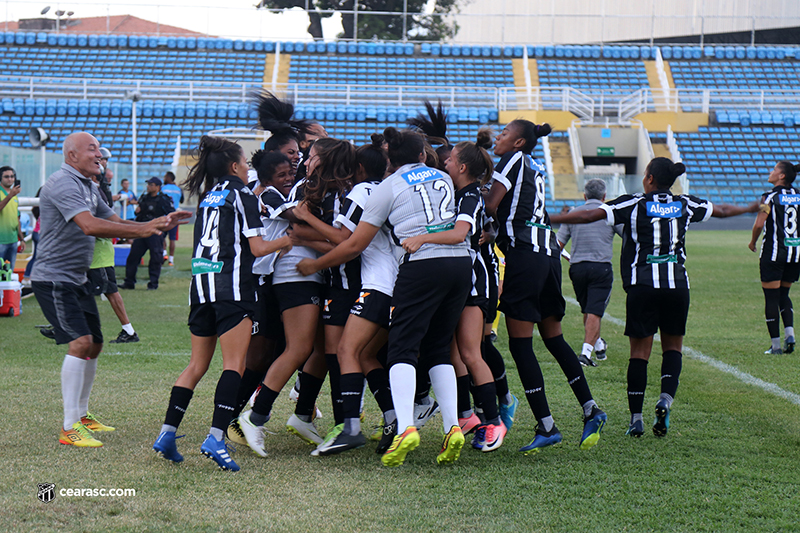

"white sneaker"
[238,410,268,457]
[413,396,440,429]
[286,414,323,445]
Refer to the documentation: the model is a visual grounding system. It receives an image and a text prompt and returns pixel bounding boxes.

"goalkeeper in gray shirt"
[556,179,622,367]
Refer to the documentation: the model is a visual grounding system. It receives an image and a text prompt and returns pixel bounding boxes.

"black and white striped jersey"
[760,186,800,263]
[492,151,559,256]
[336,180,399,296]
[600,191,713,290]
[272,178,323,285]
[190,177,263,304]
[456,181,489,300]
[252,186,290,276]
[321,189,361,291]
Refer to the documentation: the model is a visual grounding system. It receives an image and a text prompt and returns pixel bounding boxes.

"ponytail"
[184,135,243,199]
[356,133,388,180]
[646,157,686,189]
[454,138,494,186]
[776,161,800,184]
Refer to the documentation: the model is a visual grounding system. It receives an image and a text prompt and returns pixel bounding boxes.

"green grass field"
[2,230,799,532]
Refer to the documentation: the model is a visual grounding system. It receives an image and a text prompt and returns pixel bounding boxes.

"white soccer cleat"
[238,410,268,457]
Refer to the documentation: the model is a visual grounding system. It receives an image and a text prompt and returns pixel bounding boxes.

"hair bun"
[534,123,552,138]
[476,127,493,149]
[383,127,403,149]
[793,163,800,174]
[250,149,264,169]
[371,133,385,148]
[671,162,686,178]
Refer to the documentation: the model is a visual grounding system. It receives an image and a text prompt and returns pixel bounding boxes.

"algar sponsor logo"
[402,168,438,184]
[646,201,682,218]
[779,194,800,206]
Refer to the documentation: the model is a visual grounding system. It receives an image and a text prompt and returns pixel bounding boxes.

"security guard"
[121,177,174,290]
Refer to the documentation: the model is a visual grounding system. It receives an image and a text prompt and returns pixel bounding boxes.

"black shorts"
[760,257,800,283]
[32,280,103,345]
[167,225,179,241]
[350,289,392,329]
[253,274,284,339]
[188,300,256,337]
[387,256,472,369]
[498,246,566,323]
[624,285,691,338]
[273,281,323,314]
[465,254,490,318]
[323,287,360,326]
[569,262,613,317]
[87,266,118,296]
[482,245,499,324]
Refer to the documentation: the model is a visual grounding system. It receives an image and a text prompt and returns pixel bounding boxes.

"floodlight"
[55,10,64,16]
[41,6,51,15]
[126,90,142,102]
[29,127,50,148]
[67,11,74,16]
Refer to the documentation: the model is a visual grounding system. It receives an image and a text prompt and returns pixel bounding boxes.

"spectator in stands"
[161,171,184,266]
[30,131,185,448]
[117,178,137,221]
[121,177,174,290]
[556,178,623,367]
[0,165,25,269]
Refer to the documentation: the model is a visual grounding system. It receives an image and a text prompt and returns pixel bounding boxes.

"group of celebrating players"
[149,91,788,471]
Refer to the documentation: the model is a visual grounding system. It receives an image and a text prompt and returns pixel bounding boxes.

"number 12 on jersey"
[414,179,454,224]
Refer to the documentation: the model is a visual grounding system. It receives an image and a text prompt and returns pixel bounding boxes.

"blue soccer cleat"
[499,393,519,431]
[653,400,671,437]
[519,425,562,455]
[579,406,607,450]
[200,434,240,471]
[153,431,184,463]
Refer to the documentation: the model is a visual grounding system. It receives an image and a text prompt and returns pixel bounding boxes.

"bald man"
[31,132,189,448]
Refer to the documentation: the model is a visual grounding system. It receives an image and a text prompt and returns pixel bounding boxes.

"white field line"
[564,296,800,406]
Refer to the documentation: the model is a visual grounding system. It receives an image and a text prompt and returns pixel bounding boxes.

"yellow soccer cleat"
[226,418,249,447]
[59,422,103,447]
[381,426,419,467]
[81,412,115,432]
[436,425,465,465]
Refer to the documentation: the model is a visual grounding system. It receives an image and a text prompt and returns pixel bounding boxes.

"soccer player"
[748,161,800,354]
[483,120,607,455]
[152,136,291,471]
[551,157,757,437]
[402,132,508,452]
[297,127,472,467]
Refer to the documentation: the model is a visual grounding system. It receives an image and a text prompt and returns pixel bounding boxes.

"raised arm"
[712,201,759,218]
[73,210,190,239]
[549,208,606,225]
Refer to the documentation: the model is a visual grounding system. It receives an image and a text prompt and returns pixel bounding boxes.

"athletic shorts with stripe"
[188,300,256,337]
[32,280,103,345]
[252,274,284,340]
[350,289,392,329]
[323,286,360,326]
[759,257,800,283]
[87,266,118,296]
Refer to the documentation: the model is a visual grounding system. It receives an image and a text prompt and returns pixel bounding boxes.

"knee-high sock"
[250,385,280,425]
[366,368,394,417]
[764,287,781,339]
[61,355,86,430]
[232,368,265,418]
[543,334,593,407]
[325,353,343,424]
[340,372,365,435]
[627,358,648,415]
[456,374,472,417]
[414,362,432,403]
[210,370,241,439]
[78,357,97,418]
[428,364,459,432]
[660,350,682,402]
[389,363,417,432]
[472,382,500,424]
[482,335,510,401]
[508,337,551,422]
[162,386,193,431]
[294,372,324,420]
[780,286,794,330]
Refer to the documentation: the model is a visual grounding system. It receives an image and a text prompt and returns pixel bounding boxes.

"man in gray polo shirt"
[557,178,622,367]
[31,131,188,448]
